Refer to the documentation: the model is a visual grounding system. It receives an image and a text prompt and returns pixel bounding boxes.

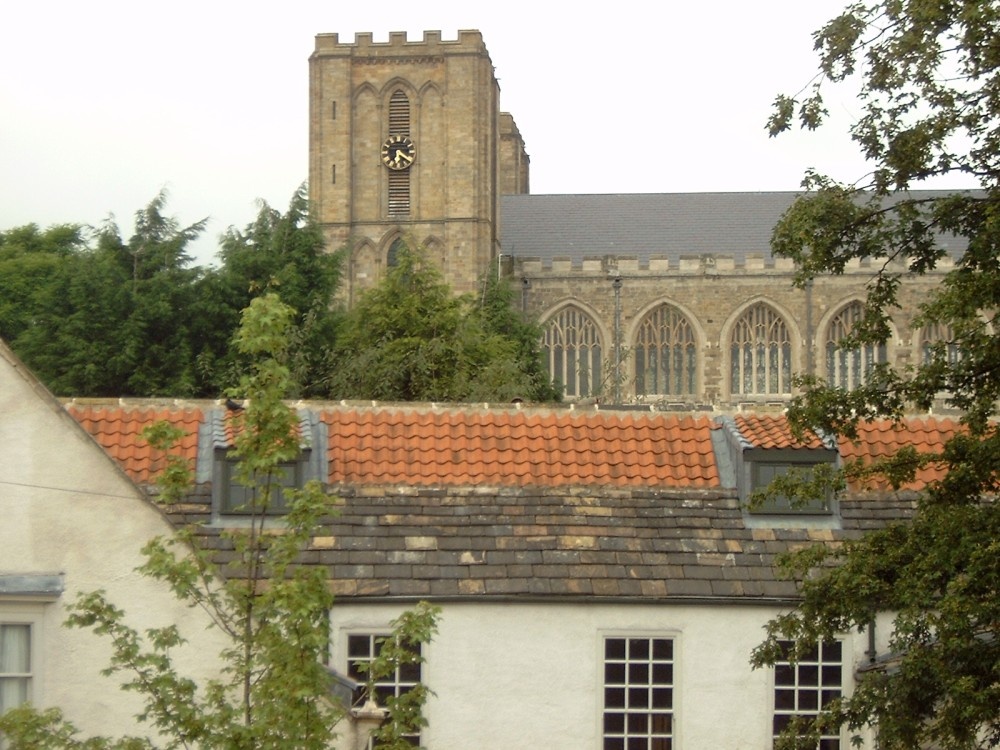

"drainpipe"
[613,277,623,404]
[805,279,815,376]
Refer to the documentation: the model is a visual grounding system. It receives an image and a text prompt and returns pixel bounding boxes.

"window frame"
[0,603,46,719]
[214,450,310,516]
[824,301,888,390]
[772,639,845,750]
[601,634,675,750]
[729,302,793,398]
[541,305,604,398]
[345,632,422,748]
[633,303,698,398]
[740,448,838,517]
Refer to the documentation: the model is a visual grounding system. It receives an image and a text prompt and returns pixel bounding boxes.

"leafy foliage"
[754,2,1000,749]
[0,293,440,749]
[326,242,559,403]
[353,603,441,750]
[203,184,343,396]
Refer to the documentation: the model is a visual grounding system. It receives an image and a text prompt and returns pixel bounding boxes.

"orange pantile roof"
[733,413,827,449]
[838,417,962,491]
[66,404,202,484]
[321,407,720,488]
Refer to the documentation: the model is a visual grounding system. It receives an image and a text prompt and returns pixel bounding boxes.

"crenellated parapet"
[312,29,487,58]
[512,253,956,276]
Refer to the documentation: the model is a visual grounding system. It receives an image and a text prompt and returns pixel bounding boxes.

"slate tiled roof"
[323,407,719,488]
[500,192,800,265]
[65,402,940,603]
[500,191,971,266]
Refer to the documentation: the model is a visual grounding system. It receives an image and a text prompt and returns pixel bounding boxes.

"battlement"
[313,29,487,57]
[511,253,956,275]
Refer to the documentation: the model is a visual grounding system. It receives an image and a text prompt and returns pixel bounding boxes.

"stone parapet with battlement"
[312,30,487,57]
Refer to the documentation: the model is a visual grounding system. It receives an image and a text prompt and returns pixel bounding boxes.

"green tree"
[753,2,1000,749]
[1,193,209,396]
[0,293,439,749]
[202,184,343,397]
[326,242,558,402]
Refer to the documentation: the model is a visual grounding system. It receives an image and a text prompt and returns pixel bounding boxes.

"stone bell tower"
[309,30,529,304]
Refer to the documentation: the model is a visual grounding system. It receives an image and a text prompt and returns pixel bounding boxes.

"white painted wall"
[332,601,879,749]
[0,346,228,742]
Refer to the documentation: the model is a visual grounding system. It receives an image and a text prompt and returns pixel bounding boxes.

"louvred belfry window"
[387,90,410,217]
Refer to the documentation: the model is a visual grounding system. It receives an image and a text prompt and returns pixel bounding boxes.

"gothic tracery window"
[825,301,886,389]
[542,306,602,398]
[634,303,697,396]
[730,303,792,396]
[919,322,962,365]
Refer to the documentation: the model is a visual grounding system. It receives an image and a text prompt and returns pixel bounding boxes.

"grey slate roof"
[169,485,914,604]
[499,192,799,264]
[499,190,972,265]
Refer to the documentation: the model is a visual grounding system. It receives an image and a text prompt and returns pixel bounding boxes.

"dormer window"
[215,450,311,515]
[748,453,834,515]
[201,409,327,521]
[718,415,839,519]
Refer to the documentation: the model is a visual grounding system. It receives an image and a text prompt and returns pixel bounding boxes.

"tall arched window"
[387,90,411,217]
[634,304,697,396]
[730,303,792,396]
[542,306,603,398]
[386,237,407,268]
[825,301,886,389]
[919,322,961,365]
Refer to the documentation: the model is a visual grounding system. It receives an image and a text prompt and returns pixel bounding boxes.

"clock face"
[381,135,416,170]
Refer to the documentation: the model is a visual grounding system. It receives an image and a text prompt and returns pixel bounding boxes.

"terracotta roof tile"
[321,406,720,489]
[733,413,827,449]
[66,404,203,484]
[839,417,961,490]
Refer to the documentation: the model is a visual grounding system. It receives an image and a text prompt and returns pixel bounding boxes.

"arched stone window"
[919,322,961,365]
[825,301,886,389]
[386,237,407,268]
[542,306,603,398]
[634,304,697,396]
[730,303,792,396]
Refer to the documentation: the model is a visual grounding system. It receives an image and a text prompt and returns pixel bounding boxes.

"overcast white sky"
[0,0,968,265]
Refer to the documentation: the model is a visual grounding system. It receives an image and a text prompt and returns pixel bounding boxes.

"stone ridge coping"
[313,30,485,53]
[59,397,764,419]
[329,484,735,501]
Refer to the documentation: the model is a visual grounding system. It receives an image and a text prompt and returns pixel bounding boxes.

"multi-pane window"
[542,306,603,398]
[347,634,421,748]
[603,637,674,750]
[751,461,832,515]
[387,90,411,217]
[919,322,962,365]
[0,623,31,715]
[730,303,792,396]
[773,640,843,750]
[216,456,306,515]
[825,302,886,389]
[634,304,697,396]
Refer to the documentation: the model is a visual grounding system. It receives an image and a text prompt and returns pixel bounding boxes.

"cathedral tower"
[309,30,528,303]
